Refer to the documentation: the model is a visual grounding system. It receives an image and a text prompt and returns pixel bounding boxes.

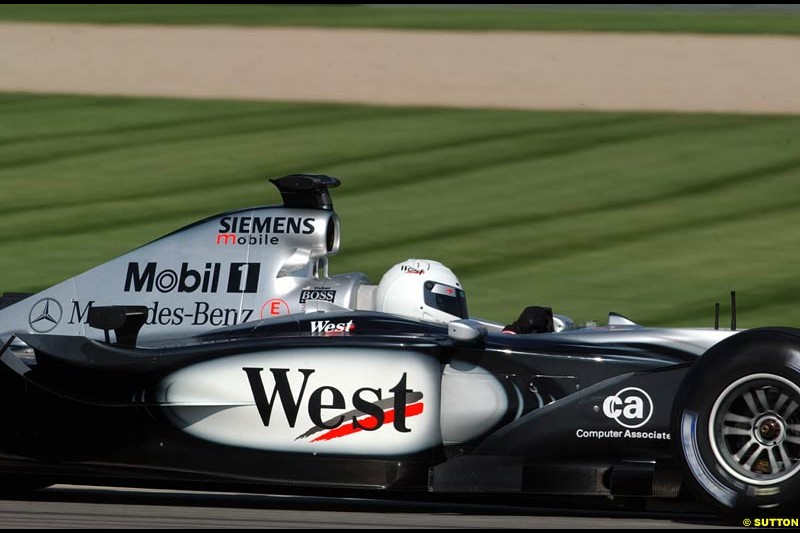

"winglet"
[608,312,639,327]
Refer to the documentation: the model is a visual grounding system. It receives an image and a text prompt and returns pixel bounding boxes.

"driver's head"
[376,259,468,324]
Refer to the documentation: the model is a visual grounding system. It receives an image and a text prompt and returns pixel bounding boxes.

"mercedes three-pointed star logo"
[28,298,63,333]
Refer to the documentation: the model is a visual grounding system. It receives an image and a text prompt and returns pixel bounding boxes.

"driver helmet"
[376,259,468,323]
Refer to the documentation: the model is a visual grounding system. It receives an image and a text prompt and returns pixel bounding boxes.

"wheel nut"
[759,419,781,441]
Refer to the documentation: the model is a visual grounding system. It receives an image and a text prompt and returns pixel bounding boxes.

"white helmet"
[376,259,468,324]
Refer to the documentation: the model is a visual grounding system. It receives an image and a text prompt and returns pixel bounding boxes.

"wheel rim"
[709,373,800,485]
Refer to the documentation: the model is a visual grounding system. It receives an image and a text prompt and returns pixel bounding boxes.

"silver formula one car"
[0,174,798,519]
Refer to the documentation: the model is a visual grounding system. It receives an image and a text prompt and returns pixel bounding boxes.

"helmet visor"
[424,282,468,319]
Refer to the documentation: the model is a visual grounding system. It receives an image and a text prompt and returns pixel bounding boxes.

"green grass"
[2,93,800,329]
[1,4,800,35]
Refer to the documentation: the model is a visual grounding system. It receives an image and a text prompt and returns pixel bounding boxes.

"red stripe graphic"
[310,402,424,443]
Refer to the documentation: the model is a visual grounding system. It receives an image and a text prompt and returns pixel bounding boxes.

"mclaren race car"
[0,174,799,519]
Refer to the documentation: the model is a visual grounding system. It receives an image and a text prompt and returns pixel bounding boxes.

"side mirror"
[448,319,488,343]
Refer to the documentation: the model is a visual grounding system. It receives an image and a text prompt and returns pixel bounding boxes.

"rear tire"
[672,328,800,516]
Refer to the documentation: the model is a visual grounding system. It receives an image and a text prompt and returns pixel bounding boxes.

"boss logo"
[299,289,336,304]
[602,387,653,429]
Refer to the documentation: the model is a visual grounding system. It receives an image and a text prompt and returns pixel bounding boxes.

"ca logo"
[602,387,653,429]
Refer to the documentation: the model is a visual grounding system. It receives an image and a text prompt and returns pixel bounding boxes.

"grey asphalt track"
[0,485,730,528]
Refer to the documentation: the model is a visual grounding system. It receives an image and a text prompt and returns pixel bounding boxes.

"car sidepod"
[157,347,442,456]
[0,331,450,490]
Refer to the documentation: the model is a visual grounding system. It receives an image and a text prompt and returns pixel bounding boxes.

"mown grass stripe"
[455,194,800,277]
[0,106,646,211]
[0,106,435,172]
[344,149,800,256]
[0,112,626,213]
[0,103,352,146]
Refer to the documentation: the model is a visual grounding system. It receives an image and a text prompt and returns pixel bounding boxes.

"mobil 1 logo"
[124,262,260,294]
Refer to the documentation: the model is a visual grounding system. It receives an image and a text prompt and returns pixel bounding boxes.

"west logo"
[242,368,420,440]
[124,262,260,294]
[400,265,426,275]
[310,320,354,334]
